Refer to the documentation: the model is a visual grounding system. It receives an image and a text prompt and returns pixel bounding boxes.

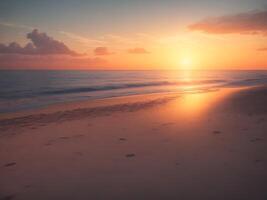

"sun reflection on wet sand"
[157,88,240,122]
[163,71,242,119]
[177,90,232,117]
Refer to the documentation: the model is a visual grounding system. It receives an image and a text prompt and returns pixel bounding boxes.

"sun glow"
[180,57,193,70]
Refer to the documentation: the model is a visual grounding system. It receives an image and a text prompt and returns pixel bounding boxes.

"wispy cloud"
[188,10,267,36]
[0,20,34,30]
[59,31,105,46]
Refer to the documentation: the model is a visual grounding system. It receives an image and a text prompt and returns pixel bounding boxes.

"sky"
[0,0,267,70]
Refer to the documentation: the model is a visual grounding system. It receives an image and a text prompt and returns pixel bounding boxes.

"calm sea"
[1,70,267,113]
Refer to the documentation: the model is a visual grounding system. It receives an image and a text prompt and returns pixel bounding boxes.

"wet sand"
[1,87,267,200]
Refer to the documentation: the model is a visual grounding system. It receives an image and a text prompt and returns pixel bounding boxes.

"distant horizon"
[1,68,267,71]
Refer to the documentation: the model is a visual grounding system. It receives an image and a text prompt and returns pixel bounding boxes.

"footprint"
[1,195,16,200]
[72,134,84,138]
[213,130,221,134]
[74,152,83,156]
[161,122,175,126]
[256,118,265,124]
[255,159,263,163]
[3,162,16,167]
[59,136,70,139]
[250,138,264,142]
[151,127,159,131]
[30,127,37,130]
[125,154,135,158]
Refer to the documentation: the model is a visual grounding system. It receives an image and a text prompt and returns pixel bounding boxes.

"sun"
[180,57,193,70]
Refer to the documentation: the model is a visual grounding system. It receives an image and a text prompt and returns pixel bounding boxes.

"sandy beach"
[1,86,267,200]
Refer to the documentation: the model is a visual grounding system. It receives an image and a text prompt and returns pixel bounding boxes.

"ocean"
[1,70,267,113]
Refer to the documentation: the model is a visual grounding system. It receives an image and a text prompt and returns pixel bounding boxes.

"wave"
[225,78,267,87]
[41,79,227,96]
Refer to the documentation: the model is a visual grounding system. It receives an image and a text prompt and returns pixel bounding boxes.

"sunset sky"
[0,0,267,70]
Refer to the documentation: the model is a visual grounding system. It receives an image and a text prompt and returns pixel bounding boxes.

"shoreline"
[0,91,181,119]
[0,86,246,132]
[0,85,246,120]
[1,85,267,200]
[0,86,256,133]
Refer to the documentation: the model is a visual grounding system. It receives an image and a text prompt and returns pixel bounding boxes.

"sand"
[1,87,267,200]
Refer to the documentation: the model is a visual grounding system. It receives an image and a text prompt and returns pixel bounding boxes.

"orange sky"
[0,1,267,70]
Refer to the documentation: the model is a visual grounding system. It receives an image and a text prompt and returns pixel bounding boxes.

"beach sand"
[1,87,267,200]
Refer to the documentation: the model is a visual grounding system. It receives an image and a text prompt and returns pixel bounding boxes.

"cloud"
[0,29,109,69]
[257,47,267,51]
[0,29,79,55]
[94,47,113,56]
[0,42,34,54]
[27,29,79,55]
[188,10,267,35]
[0,21,34,30]
[127,48,149,54]
[59,31,104,46]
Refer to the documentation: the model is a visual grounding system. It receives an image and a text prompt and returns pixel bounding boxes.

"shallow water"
[1,70,267,113]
